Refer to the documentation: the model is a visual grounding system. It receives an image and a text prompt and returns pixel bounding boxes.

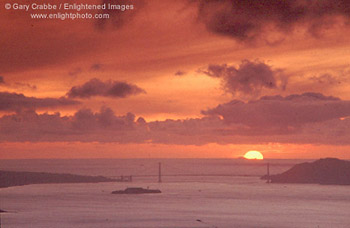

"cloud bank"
[0,93,349,145]
[0,92,80,111]
[202,92,349,129]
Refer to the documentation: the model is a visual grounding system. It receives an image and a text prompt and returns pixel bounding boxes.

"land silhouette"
[263,158,350,185]
[112,187,161,194]
[0,170,114,188]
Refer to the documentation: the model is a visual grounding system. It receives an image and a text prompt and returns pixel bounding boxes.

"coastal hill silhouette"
[0,170,114,188]
[263,158,350,185]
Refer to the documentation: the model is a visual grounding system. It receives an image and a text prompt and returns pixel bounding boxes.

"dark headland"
[262,158,350,185]
[0,170,115,188]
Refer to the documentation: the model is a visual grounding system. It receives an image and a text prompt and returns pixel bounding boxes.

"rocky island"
[262,158,350,185]
[112,187,161,194]
[0,170,115,188]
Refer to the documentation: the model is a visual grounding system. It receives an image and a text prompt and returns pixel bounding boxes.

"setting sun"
[243,151,264,160]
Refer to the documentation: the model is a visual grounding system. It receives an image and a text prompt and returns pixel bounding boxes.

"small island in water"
[262,158,350,185]
[112,187,161,194]
[0,170,115,188]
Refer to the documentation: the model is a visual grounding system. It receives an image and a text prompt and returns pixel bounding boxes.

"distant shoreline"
[0,170,115,188]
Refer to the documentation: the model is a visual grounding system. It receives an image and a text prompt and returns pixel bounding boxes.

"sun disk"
[243,151,264,160]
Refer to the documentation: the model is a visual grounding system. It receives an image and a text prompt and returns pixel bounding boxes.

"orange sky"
[1,0,350,159]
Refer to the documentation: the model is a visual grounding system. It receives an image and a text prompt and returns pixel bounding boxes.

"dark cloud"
[202,92,349,129]
[0,107,149,143]
[0,92,80,111]
[66,78,145,99]
[196,0,350,42]
[200,60,287,97]
[90,63,104,71]
[174,71,187,76]
[71,107,136,131]
[0,76,4,84]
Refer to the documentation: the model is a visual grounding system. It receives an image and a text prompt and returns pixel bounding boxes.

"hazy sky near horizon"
[1,0,350,159]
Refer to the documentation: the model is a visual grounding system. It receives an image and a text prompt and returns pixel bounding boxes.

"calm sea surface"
[1,159,349,227]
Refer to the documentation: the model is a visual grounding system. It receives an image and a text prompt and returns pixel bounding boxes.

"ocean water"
[1,159,350,227]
